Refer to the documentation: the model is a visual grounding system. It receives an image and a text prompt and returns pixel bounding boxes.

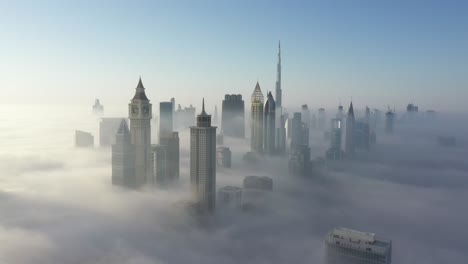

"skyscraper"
[112,119,135,187]
[326,118,343,160]
[150,144,167,185]
[92,99,104,115]
[251,82,264,152]
[345,102,355,157]
[263,91,276,154]
[275,41,282,110]
[216,147,232,168]
[385,109,394,135]
[218,186,242,209]
[99,118,126,147]
[190,99,217,212]
[336,103,344,121]
[129,77,152,187]
[290,112,302,150]
[301,104,311,128]
[160,131,180,183]
[288,144,311,177]
[325,227,392,264]
[275,111,287,154]
[159,102,173,140]
[222,94,245,138]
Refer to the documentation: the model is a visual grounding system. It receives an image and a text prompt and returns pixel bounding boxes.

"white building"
[324,227,392,264]
[190,99,217,212]
[129,78,152,187]
[250,82,264,152]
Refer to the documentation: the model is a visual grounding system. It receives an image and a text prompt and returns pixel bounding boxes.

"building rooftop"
[326,227,392,252]
[251,82,264,103]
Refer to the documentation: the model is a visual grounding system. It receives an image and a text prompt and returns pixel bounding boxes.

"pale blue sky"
[0,0,467,112]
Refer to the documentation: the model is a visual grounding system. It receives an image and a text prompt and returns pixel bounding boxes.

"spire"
[137,76,144,89]
[200,98,208,116]
[116,119,129,135]
[252,81,264,103]
[348,101,354,116]
[133,77,148,100]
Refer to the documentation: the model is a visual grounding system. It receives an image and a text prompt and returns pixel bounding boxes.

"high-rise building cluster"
[112,78,179,188]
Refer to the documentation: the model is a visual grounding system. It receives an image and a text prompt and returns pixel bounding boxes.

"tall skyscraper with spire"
[275,41,282,110]
[264,91,276,154]
[129,77,152,186]
[251,82,265,152]
[190,99,217,212]
[345,102,355,157]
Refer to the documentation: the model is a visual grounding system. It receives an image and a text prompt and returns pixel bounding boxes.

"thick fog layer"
[1,105,467,264]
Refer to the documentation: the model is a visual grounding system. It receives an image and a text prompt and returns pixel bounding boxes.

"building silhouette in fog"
[336,103,344,121]
[325,227,392,264]
[290,112,302,150]
[275,110,287,154]
[75,130,94,148]
[175,104,196,128]
[222,94,245,138]
[112,119,135,187]
[216,147,232,168]
[150,144,167,185]
[190,99,217,212]
[100,118,126,147]
[288,145,311,177]
[263,91,276,154]
[251,82,265,153]
[326,118,343,160]
[301,104,311,128]
[354,121,370,151]
[92,99,104,115]
[129,78,152,187]
[218,186,242,209]
[275,41,282,110]
[159,131,179,183]
[243,176,273,190]
[345,102,355,157]
[385,109,395,135]
[159,102,173,140]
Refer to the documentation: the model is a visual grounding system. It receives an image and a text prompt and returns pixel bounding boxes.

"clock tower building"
[129,77,152,187]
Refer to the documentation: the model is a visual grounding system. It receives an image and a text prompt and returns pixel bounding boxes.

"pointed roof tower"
[196,98,211,127]
[116,119,129,135]
[132,77,149,100]
[200,98,208,116]
[265,91,276,111]
[348,102,354,117]
[251,81,264,103]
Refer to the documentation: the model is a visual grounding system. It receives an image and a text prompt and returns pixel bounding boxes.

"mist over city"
[1,1,468,264]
